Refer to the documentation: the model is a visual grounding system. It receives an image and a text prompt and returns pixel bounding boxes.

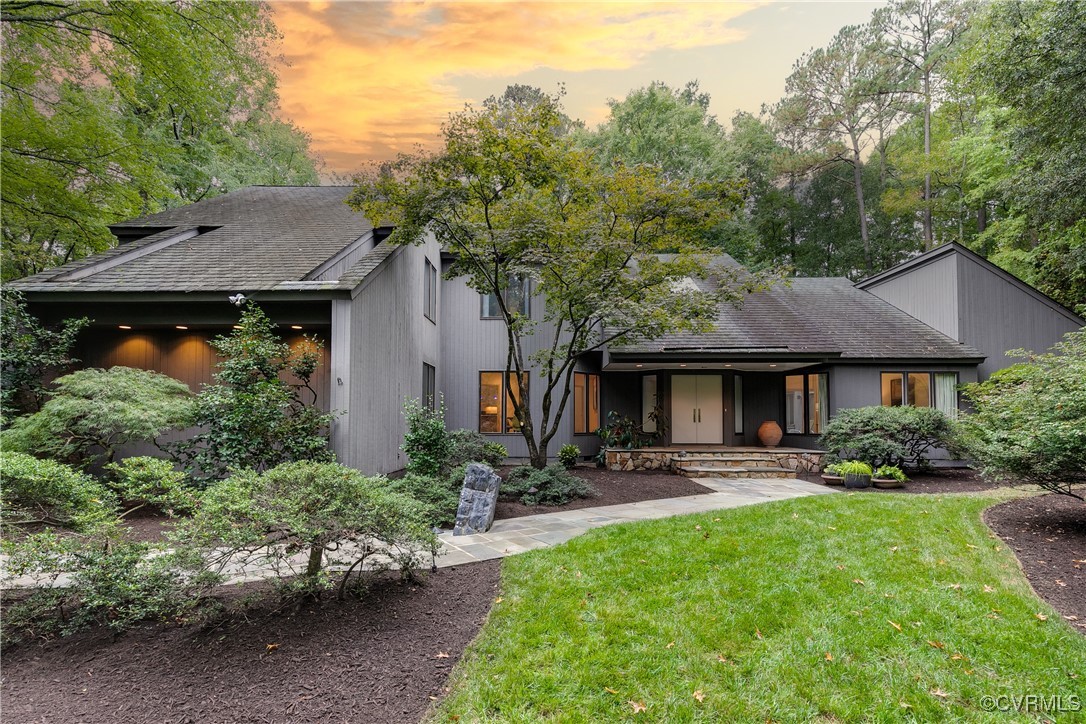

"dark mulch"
[120,507,177,543]
[494,465,712,520]
[797,467,1008,495]
[0,562,501,724]
[985,493,1086,633]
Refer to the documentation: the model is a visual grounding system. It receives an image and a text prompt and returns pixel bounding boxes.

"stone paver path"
[436,476,834,567]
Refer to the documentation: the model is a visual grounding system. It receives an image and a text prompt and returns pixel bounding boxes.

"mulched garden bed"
[494,465,712,520]
[984,493,1086,633]
[1,562,501,724]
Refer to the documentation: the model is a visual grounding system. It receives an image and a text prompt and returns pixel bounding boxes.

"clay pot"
[820,474,844,486]
[757,420,783,448]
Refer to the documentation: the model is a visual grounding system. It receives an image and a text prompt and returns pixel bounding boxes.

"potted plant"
[838,460,873,489]
[820,463,844,486]
[872,464,908,489]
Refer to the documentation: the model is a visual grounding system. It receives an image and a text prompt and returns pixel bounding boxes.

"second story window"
[424,258,437,322]
[481,274,530,319]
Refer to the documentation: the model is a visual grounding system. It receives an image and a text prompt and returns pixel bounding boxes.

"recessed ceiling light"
[679,364,687,368]
[118,325,131,330]
[769,364,777,367]
[233,325,243,330]
[635,364,643,368]
[724,364,732,367]
[290,325,303,330]
[175,325,188,330]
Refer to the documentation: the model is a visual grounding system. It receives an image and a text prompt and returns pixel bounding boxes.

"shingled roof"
[612,266,983,361]
[9,186,380,294]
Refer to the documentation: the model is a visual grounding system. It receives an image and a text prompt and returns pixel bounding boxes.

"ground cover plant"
[501,464,596,507]
[438,492,1086,721]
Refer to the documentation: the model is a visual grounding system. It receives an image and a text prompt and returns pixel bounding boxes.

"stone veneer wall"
[605,449,826,474]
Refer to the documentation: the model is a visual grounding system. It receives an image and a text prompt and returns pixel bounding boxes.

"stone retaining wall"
[605,448,826,474]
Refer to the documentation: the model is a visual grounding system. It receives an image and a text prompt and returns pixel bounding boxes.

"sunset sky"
[271,1,884,175]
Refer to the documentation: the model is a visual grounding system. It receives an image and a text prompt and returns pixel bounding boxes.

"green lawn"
[436,492,1086,722]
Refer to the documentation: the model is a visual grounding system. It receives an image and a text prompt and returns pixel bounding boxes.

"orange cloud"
[271,1,761,173]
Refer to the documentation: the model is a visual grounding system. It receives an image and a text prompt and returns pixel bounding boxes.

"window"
[479,371,528,433]
[573,372,600,434]
[423,363,436,410]
[882,371,959,417]
[424,258,437,322]
[784,372,828,434]
[733,375,743,434]
[641,375,658,433]
[481,275,530,318]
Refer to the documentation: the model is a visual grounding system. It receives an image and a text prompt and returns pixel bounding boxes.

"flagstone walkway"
[436,476,835,567]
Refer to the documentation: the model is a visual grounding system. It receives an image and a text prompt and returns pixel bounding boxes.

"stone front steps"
[672,454,797,480]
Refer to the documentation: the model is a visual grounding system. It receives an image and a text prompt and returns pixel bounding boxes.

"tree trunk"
[977,203,987,234]
[306,545,323,579]
[850,141,871,272]
[923,69,933,251]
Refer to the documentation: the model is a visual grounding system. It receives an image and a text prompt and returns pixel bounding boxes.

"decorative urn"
[757,420,783,448]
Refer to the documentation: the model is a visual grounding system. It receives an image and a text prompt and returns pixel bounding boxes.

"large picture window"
[573,372,600,434]
[481,275,530,318]
[479,371,528,434]
[882,371,958,417]
[784,372,828,434]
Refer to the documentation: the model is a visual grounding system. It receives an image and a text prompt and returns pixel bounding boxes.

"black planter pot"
[843,473,872,489]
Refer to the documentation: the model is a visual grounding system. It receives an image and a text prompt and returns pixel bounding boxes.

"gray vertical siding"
[342,238,442,474]
[955,255,1083,379]
[439,271,600,460]
[862,253,960,340]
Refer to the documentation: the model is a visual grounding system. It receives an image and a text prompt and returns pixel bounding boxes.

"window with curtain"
[481,275,530,318]
[882,372,955,413]
[784,375,804,433]
[808,373,828,434]
[573,372,600,434]
[934,372,959,419]
[479,371,528,433]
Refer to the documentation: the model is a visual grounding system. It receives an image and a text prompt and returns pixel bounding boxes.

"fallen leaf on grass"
[666,641,675,649]
[889,546,899,552]
[265,643,280,653]
[836,565,845,570]
[899,701,913,709]
[983,585,994,593]
[494,597,503,603]
[930,688,949,699]
[629,700,647,713]
[604,687,619,695]
[827,526,837,531]
[852,579,865,586]
[1035,613,1049,621]
[435,652,451,659]
[927,640,945,649]
[824,652,833,661]
[889,621,903,632]
[755,628,764,640]
[947,583,962,590]
[1065,615,1080,622]
[693,690,705,702]
[951,653,968,661]
[716,654,731,664]
[695,525,702,531]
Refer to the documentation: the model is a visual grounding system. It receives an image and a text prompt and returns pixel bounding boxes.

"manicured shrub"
[386,471,462,528]
[558,443,580,469]
[0,451,116,531]
[501,464,596,506]
[445,428,507,469]
[818,405,959,470]
[402,399,450,477]
[103,456,196,517]
[2,524,217,644]
[1,366,194,467]
[176,461,438,597]
[960,329,1086,500]
[171,303,335,483]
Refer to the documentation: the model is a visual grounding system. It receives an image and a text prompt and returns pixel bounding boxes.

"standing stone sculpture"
[452,463,501,536]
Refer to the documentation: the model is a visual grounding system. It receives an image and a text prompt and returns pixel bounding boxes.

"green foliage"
[2,366,193,467]
[103,457,196,517]
[176,461,438,597]
[0,451,115,531]
[1,1,319,280]
[596,410,661,450]
[385,471,462,529]
[445,429,508,470]
[402,399,450,477]
[836,460,874,476]
[818,405,959,470]
[501,464,596,507]
[960,329,1086,500]
[351,86,774,468]
[171,303,334,483]
[823,463,843,476]
[0,290,90,420]
[558,444,580,469]
[2,524,218,644]
[873,464,909,482]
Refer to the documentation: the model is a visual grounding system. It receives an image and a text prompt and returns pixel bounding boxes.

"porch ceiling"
[602,360,821,372]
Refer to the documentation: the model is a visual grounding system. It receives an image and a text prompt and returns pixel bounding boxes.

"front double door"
[671,374,723,444]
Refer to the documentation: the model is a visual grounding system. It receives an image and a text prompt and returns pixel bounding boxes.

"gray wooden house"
[11,186,1083,474]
